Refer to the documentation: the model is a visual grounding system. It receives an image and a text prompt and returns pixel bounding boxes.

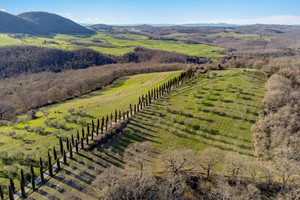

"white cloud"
[207,15,300,25]
[78,18,103,25]
[56,13,75,21]
[0,8,6,12]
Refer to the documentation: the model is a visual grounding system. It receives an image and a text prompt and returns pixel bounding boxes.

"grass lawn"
[27,68,266,199]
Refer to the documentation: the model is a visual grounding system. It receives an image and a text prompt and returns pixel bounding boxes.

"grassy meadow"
[27,68,266,199]
[0,33,223,57]
[0,71,181,193]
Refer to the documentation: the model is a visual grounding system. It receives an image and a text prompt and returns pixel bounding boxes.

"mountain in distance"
[0,11,94,35]
[0,11,42,34]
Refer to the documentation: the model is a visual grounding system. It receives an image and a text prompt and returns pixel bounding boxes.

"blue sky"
[1,0,300,25]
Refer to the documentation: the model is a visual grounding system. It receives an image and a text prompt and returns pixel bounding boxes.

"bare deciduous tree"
[124,141,153,178]
[196,148,223,180]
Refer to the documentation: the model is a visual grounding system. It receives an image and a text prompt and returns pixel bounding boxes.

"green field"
[0,71,181,193]
[27,68,266,199]
[0,33,223,57]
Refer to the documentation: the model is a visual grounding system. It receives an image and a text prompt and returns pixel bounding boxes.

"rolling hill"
[0,11,94,35]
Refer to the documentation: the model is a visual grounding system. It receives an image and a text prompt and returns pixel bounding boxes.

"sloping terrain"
[0,11,93,34]
[26,68,266,199]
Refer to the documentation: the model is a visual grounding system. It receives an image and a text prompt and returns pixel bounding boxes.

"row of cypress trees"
[3,69,194,200]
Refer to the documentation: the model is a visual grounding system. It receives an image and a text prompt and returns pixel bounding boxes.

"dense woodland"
[0,46,197,79]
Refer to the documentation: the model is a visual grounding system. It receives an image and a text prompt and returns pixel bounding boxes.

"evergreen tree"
[81,138,84,149]
[48,152,53,177]
[69,143,73,159]
[115,110,118,124]
[0,185,4,200]
[101,117,104,133]
[92,120,95,133]
[71,134,75,146]
[53,146,57,161]
[9,178,15,193]
[87,124,90,136]
[82,127,85,139]
[96,119,100,135]
[86,132,89,145]
[127,110,129,119]
[105,115,108,130]
[59,137,63,155]
[91,129,94,141]
[110,113,113,126]
[119,111,122,121]
[8,185,14,200]
[20,169,25,186]
[130,104,132,116]
[56,158,60,171]
[63,150,67,165]
[30,164,35,191]
[20,177,25,198]
[137,103,140,112]
[66,138,69,152]
[75,140,79,153]
[39,157,44,183]
[77,130,80,141]
[134,104,137,114]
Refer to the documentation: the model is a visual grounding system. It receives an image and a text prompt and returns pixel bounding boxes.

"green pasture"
[0,71,181,193]
[0,32,223,57]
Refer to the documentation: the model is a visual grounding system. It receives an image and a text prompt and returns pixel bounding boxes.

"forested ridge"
[0,46,198,79]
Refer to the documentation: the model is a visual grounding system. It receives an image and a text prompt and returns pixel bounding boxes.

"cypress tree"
[8,185,14,200]
[48,152,53,177]
[91,129,94,141]
[30,164,35,191]
[20,169,25,186]
[56,158,60,171]
[130,104,132,116]
[145,94,148,105]
[105,115,108,130]
[71,134,75,146]
[137,103,140,112]
[115,110,118,124]
[39,157,44,183]
[0,185,4,200]
[139,96,141,105]
[87,124,90,137]
[134,104,137,114]
[20,176,25,198]
[75,140,79,153]
[86,132,89,145]
[66,138,69,152]
[53,146,57,161]
[96,119,100,135]
[81,138,84,149]
[101,117,104,133]
[127,110,129,119]
[77,130,80,141]
[63,150,67,165]
[69,143,73,159]
[59,137,63,155]
[110,113,113,126]
[92,120,95,133]
[82,127,85,139]
[119,111,122,121]
[9,178,15,193]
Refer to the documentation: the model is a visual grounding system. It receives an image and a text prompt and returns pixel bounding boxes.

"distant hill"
[0,11,42,34]
[0,11,94,35]
[18,11,94,34]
